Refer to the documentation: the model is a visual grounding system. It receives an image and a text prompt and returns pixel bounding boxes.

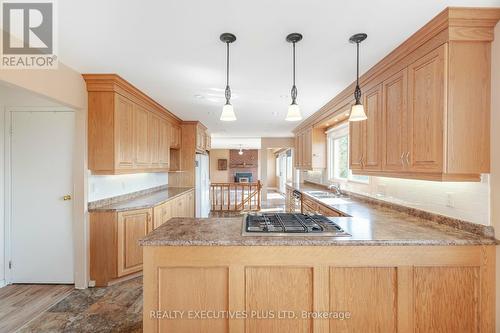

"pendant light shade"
[221,103,236,121]
[285,33,303,122]
[349,104,367,121]
[349,33,368,122]
[286,103,302,121]
[220,33,237,121]
[238,145,244,155]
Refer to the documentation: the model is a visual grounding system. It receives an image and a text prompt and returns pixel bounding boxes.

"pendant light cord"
[291,42,297,104]
[356,42,359,87]
[226,42,230,87]
[353,41,361,105]
[225,42,231,104]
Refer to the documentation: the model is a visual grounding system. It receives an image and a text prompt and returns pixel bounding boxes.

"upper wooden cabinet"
[297,8,500,181]
[295,126,326,170]
[84,74,182,174]
[195,123,210,153]
[349,85,383,172]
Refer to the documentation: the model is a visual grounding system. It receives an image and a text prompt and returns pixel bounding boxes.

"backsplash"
[88,172,168,202]
[302,170,490,226]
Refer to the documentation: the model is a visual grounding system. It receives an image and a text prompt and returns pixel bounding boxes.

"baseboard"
[0,279,7,288]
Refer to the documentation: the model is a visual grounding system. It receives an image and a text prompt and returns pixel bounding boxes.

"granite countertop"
[89,187,194,212]
[140,183,497,246]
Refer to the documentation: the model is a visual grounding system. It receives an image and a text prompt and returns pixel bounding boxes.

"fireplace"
[235,172,253,183]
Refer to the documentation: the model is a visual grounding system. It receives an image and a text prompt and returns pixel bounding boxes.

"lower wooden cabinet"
[117,209,152,277]
[90,189,195,286]
[301,196,343,217]
[143,246,495,333]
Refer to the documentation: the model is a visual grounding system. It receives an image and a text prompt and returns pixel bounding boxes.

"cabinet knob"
[63,195,72,201]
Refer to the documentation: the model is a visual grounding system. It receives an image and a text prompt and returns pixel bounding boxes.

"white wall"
[88,173,168,202]
[0,83,62,287]
[303,170,490,225]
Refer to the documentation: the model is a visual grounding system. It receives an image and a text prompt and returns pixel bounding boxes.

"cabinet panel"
[349,120,364,170]
[246,267,313,333]
[382,69,408,172]
[133,104,150,167]
[330,267,397,333]
[148,113,160,166]
[117,209,151,276]
[115,95,134,169]
[170,124,181,149]
[407,44,446,173]
[414,266,479,333]
[158,120,170,168]
[363,85,383,170]
[158,267,229,333]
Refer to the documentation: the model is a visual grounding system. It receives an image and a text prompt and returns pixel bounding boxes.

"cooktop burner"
[242,213,350,237]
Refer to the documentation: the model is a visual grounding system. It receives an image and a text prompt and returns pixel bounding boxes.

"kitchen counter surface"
[88,187,194,212]
[140,183,497,246]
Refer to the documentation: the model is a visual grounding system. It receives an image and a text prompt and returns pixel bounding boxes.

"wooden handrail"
[210,181,261,212]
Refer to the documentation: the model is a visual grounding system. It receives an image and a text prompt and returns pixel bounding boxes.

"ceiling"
[59,0,500,138]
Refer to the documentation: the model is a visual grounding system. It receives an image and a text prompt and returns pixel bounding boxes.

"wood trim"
[293,7,500,133]
[82,73,182,124]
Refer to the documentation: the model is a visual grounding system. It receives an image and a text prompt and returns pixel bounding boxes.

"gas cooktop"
[242,213,350,237]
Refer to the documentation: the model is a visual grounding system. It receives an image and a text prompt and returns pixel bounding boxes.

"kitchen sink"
[304,191,340,199]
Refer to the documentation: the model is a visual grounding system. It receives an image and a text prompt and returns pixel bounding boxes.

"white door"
[10,111,75,283]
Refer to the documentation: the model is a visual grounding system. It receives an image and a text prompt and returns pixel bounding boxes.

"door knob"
[63,195,72,201]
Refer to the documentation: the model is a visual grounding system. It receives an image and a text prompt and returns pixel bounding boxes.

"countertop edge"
[88,187,195,213]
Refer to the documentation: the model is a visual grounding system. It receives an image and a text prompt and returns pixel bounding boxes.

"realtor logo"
[1,0,57,69]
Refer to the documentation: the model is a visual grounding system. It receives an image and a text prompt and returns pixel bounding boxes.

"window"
[327,124,369,184]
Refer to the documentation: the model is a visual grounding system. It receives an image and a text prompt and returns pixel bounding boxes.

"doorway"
[7,109,75,283]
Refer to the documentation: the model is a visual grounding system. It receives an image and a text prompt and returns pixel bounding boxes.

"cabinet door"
[349,119,364,170]
[158,120,170,168]
[407,44,446,173]
[117,209,151,276]
[363,85,383,171]
[133,104,150,168]
[304,129,312,168]
[148,113,160,167]
[382,69,408,172]
[170,125,181,148]
[115,95,134,170]
[187,191,195,217]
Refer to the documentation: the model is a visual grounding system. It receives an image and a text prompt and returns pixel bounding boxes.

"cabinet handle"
[400,152,405,166]
[405,152,410,165]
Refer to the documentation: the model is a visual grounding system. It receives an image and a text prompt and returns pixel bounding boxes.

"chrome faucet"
[328,183,342,195]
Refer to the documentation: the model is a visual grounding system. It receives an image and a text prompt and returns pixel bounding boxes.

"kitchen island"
[140,188,497,333]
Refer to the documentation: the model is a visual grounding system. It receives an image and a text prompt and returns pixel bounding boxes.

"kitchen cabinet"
[170,124,181,149]
[382,69,408,172]
[85,74,181,174]
[89,207,153,286]
[90,189,195,286]
[349,85,383,172]
[407,45,445,173]
[133,104,150,168]
[153,200,172,229]
[294,8,498,181]
[195,123,210,153]
[143,245,495,333]
[301,195,343,217]
[294,126,326,170]
[117,209,152,277]
[115,94,135,170]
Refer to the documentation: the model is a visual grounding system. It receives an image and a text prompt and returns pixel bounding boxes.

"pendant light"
[285,33,303,122]
[238,145,244,155]
[348,33,368,122]
[220,33,237,121]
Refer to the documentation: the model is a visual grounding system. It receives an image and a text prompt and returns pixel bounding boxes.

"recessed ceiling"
[59,0,500,138]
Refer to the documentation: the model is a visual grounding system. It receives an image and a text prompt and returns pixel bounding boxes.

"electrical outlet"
[446,192,454,208]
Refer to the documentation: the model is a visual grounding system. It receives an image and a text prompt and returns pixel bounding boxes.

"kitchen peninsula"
[140,183,497,333]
